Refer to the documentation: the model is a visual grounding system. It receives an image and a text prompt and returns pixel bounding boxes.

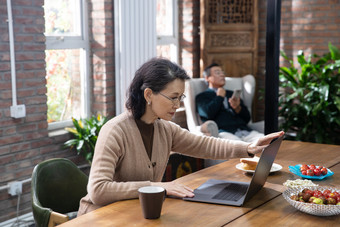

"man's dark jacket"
[196,88,251,134]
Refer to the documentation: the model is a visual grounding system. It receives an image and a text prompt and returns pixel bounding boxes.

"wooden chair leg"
[48,211,69,227]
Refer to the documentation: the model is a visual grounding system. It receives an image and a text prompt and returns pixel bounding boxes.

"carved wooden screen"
[200,0,258,78]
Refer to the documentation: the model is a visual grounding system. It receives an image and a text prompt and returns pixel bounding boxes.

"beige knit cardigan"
[78,112,251,215]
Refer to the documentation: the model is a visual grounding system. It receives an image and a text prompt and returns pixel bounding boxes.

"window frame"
[156,0,179,63]
[45,0,91,130]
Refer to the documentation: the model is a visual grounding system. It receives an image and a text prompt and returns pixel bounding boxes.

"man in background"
[196,63,263,142]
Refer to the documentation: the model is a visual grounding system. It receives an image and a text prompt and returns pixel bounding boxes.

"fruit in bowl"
[283,186,340,216]
[290,188,340,205]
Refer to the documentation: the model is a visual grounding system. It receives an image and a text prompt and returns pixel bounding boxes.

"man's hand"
[216,87,226,97]
[228,97,241,113]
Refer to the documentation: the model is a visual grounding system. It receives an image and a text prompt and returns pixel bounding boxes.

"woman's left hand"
[247,131,285,155]
[151,181,194,198]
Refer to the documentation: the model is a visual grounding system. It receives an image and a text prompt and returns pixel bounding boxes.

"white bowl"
[282,186,340,216]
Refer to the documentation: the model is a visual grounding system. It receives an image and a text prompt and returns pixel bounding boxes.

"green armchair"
[31,158,88,227]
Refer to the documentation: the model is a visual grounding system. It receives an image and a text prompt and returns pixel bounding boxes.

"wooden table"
[60,141,340,227]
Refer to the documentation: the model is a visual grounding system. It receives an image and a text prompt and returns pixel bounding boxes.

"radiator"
[114,0,157,114]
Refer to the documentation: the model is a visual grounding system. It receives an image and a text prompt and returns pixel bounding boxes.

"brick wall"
[178,0,200,78]
[0,0,114,222]
[90,0,115,117]
[1,0,51,221]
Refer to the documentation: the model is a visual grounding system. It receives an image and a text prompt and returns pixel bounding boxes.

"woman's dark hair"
[126,57,190,119]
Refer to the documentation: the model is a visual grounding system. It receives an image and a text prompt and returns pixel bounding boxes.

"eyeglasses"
[159,92,186,105]
[213,70,225,76]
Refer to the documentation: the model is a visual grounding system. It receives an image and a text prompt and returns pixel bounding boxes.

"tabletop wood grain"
[59,140,340,227]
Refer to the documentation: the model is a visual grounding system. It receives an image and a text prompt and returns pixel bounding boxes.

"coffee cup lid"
[138,186,165,193]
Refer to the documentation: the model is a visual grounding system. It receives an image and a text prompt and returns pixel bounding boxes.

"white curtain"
[114,0,157,114]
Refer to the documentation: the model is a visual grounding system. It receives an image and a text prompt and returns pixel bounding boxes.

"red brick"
[10,142,31,153]
[25,114,47,122]
[30,137,54,149]
[25,96,46,105]
[0,154,14,165]
[0,146,10,155]
[22,7,44,16]
[25,131,48,140]
[14,149,40,161]
[0,63,10,71]
[15,166,34,178]
[4,126,16,135]
[23,62,45,70]
[17,123,37,133]
[6,159,32,171]
[16,52,36,61]
[0,135,23,146]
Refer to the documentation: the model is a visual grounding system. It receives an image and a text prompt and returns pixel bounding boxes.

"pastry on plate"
[240,157,259,171]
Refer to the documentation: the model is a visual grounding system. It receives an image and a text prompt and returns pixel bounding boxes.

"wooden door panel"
[207,31,254,51]
[200,0,258,78]
[206,53,253,77]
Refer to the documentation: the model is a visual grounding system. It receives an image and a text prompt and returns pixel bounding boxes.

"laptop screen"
[244,135,284,202]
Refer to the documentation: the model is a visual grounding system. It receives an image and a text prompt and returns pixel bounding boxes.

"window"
[44,0,90,129]
[156,0,178,62]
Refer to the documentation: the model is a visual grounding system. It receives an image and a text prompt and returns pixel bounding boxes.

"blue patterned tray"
[289,164,334,180]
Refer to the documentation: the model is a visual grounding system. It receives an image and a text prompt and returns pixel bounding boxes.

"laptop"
[183,135,284,206]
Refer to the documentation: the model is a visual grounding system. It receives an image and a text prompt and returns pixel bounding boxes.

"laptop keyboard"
[212,183,248,201]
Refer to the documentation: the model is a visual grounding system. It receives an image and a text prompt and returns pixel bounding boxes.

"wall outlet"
[8,181,23,196]
[10,104,26,118]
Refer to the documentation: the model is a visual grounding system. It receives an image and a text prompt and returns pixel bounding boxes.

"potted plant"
[279,42,340,144]
[64,114,109,164]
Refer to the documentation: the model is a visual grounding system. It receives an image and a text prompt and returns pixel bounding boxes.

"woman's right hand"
[247,131,285,155]
[151,181,194,198]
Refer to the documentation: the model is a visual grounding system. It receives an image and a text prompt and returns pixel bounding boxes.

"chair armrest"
[48,211,69,227]
[248,120,264,133]
[248,117,285,134]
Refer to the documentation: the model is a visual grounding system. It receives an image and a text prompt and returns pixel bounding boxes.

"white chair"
[184,75,264,137]
[183,75,264,167]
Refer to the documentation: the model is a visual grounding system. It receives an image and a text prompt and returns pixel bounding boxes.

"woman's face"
[147,79,185,122]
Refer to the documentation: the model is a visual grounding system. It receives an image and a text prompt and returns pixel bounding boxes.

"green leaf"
[334,96,340,111]
[76,139,84,151]
[335,117,340,126]
[64,114,111,163]
[280,67,295,80]
[72,118,84,135]
[85,152,93,161]
[65,127,78,135]
[280,50,289,60]
[329,42,340,60]
[302,103,312,114]
[312,102,323,116]
[297,50,306,65]
[64,139,78,147]
[320,85,329,101]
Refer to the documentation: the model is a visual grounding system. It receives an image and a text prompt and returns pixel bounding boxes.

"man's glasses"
[213,70,225,76]
[159,92,186,105]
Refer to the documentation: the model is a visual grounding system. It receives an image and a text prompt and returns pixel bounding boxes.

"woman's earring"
[148,101,151,105]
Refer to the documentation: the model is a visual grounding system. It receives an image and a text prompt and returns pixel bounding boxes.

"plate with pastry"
[236,156,282,173]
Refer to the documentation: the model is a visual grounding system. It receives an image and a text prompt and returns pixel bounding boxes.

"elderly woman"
[78,58,283,215]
